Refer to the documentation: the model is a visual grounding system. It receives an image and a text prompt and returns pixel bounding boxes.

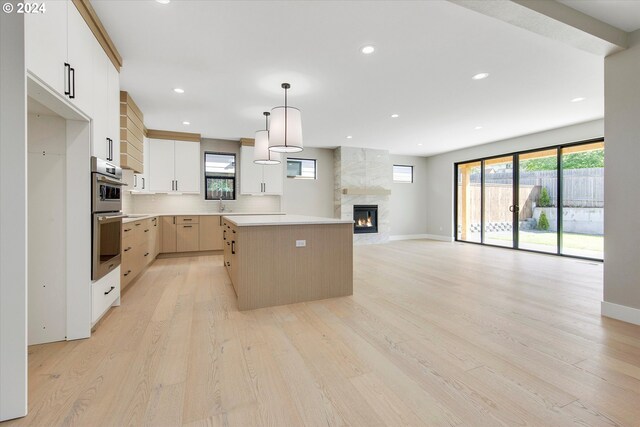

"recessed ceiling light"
[472,73,489,80]
[156,0,170,4]
[571,97,586,102]
[418,143,423,146]
[346,135,353,139]
[173,88,184,94]
[391,114,399,118]
[182,121,190,125]
[361,45,375,55]
[475,126,483,130]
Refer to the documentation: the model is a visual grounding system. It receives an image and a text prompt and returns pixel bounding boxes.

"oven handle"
[97,214,127,221]
[96,175,127,186]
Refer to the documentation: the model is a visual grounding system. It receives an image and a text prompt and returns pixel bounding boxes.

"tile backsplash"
[124,192,281,214]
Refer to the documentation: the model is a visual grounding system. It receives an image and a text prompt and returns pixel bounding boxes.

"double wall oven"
[91,157,126,281]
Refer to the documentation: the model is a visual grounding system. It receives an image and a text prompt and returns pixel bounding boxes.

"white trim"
[389,234,453,242]
[601,301,640,326]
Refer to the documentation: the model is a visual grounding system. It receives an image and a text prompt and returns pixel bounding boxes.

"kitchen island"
[222,215,354,310]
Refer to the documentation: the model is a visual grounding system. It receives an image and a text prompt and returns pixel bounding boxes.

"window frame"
[393,164,414,183]
[204,151,237,201]
[286,157,317,180]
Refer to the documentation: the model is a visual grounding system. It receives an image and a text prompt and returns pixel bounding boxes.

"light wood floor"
[5,240,640,426]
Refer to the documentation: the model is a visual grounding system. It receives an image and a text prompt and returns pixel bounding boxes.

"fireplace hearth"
[353,205,378,234]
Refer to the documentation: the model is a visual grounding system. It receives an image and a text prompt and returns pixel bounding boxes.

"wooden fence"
[467,167,603,208]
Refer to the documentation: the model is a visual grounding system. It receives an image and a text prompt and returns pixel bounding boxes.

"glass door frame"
[453,137,604,262]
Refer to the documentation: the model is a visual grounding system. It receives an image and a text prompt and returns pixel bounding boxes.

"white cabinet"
[240,146,284,195]
[149,139,200,193]
[174,141,201,193]
[90,32,120,164]
[67,3,94,116]
[25,0,67,95]
[107,62,120,164]
[133,138,150,192]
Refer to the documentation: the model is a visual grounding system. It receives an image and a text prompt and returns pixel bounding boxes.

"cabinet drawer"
[122,222,135,245]
[177,215,199,224]
[92,266,120,323]
[177,223,200,252]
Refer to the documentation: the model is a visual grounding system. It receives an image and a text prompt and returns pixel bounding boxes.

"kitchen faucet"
[218,196,226,212]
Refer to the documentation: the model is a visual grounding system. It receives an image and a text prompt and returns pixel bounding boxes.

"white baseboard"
[601,301,640,326]
[389,234,453,242]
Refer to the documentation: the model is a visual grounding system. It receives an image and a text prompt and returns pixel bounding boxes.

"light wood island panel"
[224,219,353,310]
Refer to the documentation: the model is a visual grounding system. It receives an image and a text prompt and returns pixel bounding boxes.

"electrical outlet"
[296,240,306,247]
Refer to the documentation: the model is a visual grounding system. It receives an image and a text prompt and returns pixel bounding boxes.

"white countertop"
[224,214,354,227]
[122,212,283,224]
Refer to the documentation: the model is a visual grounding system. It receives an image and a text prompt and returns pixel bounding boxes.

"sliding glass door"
[454,139,603,260]
[517,148,558,254]
[483,156,514,247]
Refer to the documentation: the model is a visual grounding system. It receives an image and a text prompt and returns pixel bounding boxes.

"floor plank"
[4,241,640,426]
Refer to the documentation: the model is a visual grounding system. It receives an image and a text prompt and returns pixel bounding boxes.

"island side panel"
[236,223,353,310]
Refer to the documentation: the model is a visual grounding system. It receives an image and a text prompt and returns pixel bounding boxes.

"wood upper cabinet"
[161,216,177,253]
[148,139,200,193]
[199,216,224,251]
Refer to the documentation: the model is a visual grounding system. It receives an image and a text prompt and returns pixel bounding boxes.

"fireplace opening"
[353,205,378,234]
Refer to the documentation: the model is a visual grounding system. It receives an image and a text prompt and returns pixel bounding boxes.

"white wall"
[128,138,281,214]
[283,147,335,218]
[389,155,429,237]
[602,30,640,323]
[424,119,604,239]
[0,11,27,421]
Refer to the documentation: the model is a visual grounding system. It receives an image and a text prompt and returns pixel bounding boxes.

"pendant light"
[254,111,280,165]
[269,83,303,153]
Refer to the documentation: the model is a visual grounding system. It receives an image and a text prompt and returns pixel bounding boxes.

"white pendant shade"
[254,130,280,165]
[269,106,303,153]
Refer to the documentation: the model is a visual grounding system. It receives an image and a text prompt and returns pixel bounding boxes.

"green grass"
[490,231,603,252]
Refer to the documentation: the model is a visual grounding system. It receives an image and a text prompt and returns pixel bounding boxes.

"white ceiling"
[558,0,640,32]
[93,0,605,156]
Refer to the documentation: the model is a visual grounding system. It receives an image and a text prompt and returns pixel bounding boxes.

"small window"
[204,152,236,200]
[393,165,413,183]
[287,158,317,179]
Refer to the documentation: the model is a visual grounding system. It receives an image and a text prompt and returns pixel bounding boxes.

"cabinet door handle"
[109,138,113,161]
[134,175,137,187]
[104,286,115,295]
[142,177,145,190]
[175,180,178,191]
[106,138,111,161]
[64,63,70,95]
[223,229,226,241]
[231,241,236,254]
[69,66,75,99]
[173,216,176,225]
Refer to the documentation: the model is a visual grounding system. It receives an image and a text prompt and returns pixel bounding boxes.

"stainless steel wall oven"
[91,157,125,280]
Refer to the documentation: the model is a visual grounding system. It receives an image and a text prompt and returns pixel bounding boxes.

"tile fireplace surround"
[334,147,391,244]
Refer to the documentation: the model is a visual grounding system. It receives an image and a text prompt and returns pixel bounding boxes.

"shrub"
[538,187,551,207]
[538,211,550,230]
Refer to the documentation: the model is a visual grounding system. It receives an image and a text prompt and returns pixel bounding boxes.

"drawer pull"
[124,246,132,252]
[183,225,193,228]
[144,252,150,257]
[183,218,193,221]
[104,286,115,295]
[123,270,131,277]
[144,229,149,232]
[135,223,141,226]
[223,230,226,241]
[124,228,132,232]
